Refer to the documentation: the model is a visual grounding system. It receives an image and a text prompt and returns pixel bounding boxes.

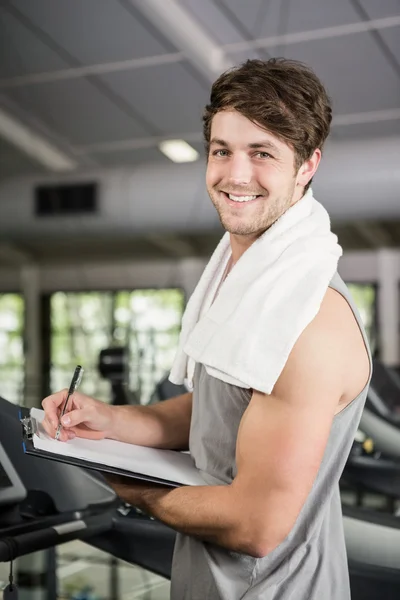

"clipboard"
[20,409,205,488]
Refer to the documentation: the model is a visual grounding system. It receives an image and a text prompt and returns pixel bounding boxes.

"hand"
[103,473,169,509]
[41,389,115,442]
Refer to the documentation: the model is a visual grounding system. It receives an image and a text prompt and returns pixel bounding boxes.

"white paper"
[31,408,205,487]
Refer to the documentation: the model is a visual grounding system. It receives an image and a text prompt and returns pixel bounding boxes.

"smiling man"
[206,109,318,253]
[42,59,371,599]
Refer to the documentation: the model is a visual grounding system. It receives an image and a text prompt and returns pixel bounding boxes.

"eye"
[212,149,229,157]
[254,151,272,159]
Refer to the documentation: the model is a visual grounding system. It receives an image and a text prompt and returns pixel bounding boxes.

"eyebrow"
[209,137,281,155]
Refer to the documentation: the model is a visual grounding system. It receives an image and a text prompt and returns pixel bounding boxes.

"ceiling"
[0,0,399,180]
[0,219,399,267]
[0,0,400,264]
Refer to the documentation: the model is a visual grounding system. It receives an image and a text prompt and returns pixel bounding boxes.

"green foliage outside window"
[50,289,185,404]
[0,283,378,407]
[346,283,377,355]
[0,294,24,404]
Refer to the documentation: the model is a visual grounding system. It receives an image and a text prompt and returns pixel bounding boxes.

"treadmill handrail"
[0,511,114,562]
[360,408,400,458]
[368,385,392,418]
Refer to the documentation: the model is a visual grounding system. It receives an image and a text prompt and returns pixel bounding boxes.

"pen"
[55,365,84,440]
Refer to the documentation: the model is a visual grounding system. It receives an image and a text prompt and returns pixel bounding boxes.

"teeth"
[228,194,258,202]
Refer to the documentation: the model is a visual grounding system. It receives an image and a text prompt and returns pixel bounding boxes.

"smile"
[221,191,262,205]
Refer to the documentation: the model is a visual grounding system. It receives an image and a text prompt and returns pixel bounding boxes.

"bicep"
[234,388,336,513]
[232,295,346,544]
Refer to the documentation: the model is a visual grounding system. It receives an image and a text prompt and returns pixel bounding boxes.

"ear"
[295,149,321,188]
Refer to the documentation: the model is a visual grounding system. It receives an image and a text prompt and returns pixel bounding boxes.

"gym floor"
[0,542,171,599]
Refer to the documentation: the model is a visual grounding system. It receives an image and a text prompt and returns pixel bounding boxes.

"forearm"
[108,392,192,449]
[118,483,250,553]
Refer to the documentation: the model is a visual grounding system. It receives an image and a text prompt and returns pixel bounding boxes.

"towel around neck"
[169,188,342,394]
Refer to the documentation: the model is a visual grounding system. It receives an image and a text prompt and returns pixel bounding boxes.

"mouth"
[220,191,263,206]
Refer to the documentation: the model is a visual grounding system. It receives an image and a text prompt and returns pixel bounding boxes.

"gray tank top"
[171,273,372,600]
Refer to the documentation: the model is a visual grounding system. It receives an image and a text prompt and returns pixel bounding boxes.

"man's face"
[206,110,313,238]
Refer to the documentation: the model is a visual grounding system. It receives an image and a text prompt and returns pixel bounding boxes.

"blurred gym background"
[0,1,400,598]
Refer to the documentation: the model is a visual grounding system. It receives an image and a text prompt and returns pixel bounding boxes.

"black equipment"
[3,357,400,600]
[0,442,26,515]
[98,346,139,405]
[152,373,187,403]
[0,396,118,562]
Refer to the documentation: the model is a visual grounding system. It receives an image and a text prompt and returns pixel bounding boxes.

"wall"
[0,135,400,240]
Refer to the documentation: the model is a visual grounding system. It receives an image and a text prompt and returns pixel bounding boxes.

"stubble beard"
[208,185,296,236]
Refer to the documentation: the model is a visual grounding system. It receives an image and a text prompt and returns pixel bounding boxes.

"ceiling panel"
[95,147,170,167]
[0,7,69,78]
[0,0,399,183]
[232,31,400,115]
[332,119,400,140]
[358,0,400,19]
[225,0,361,39]
[101,62,209,136]
[379,25,400,60]
[4,77,151,145]
[182,0,258,45]
[7,0,178,65]
[206,0,279,39]
[0,136,46,180]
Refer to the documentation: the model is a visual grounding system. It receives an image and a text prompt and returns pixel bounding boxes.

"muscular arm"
[109,289,369,557]
[109,391,192,450]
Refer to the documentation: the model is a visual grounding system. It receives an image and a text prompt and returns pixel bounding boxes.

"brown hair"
[203,58,332,191]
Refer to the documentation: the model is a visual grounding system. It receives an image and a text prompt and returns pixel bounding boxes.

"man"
[42,59,371,599]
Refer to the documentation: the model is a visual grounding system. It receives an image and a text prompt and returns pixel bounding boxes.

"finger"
[41,416,55,436]
[42,390,68,427]
[60,408,89,429]
[55,426,70,442]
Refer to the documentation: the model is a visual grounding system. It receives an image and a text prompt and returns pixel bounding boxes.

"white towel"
[169,188,342,395]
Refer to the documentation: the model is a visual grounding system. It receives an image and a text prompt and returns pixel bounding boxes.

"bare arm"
[109,392,193,449]
[107,289,369,556]
[42,388,192,450]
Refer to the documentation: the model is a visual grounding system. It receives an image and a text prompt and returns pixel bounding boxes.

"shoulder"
[272,286,369,405]
[305,285,365,349]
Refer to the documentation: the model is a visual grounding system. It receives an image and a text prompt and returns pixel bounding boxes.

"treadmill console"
[0,442,26,509]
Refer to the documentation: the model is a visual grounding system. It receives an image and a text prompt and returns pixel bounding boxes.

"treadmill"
[0,396,118,563]
[340,360,400,598]
[0,394,176,585]
[3,387,400,600]
[358,360,400,458]
[342,359,400,498]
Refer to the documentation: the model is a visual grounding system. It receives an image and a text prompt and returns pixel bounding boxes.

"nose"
[227,153,252,186]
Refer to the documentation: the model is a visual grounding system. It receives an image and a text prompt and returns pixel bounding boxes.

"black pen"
[55,365,84,440]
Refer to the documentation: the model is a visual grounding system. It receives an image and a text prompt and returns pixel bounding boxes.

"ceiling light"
[0,107,78,172]
[158,139,200,163]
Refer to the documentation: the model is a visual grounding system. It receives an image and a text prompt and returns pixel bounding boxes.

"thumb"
[61,408,87,428]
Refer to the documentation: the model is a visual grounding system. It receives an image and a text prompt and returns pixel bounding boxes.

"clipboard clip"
[20,416,38,440]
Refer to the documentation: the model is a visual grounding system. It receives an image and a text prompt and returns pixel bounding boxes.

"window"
[0,294,25,404]
[346,283,378,356]
[50,289,184,404]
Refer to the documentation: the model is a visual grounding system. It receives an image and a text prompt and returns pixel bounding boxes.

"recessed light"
[158,139,200,163]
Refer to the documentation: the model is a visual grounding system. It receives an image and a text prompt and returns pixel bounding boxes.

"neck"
[229,231,260,264]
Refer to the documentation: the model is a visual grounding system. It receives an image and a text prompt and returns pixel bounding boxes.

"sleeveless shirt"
[171,272,372,600]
